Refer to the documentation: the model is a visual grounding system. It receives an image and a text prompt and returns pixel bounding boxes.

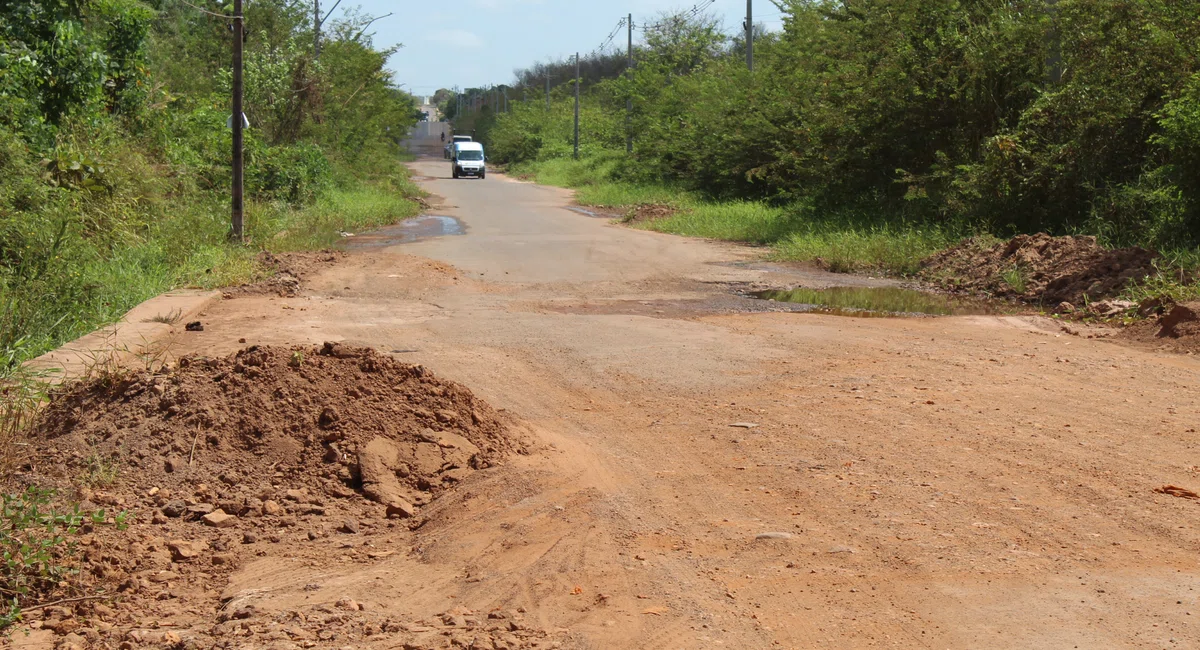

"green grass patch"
[514,156,956,275]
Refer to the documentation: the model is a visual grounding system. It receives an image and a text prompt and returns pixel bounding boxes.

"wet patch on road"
[535,282,1012,320]
[751,286,1005,317]
[341,215,466,249]
[565,206,619,219]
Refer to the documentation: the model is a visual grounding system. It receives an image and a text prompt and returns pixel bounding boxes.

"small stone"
[151,512,168,525]
[187,503,215,516]
[340,520,360,534]
[755,532,793,541]
[262,500,284,516]
[168,540,200,561]
[729,422,759,429]
[284,489,308,503]
[149,571,179,584]
[202,511,238,528]
[242,532,258,544]
[335,597,361,611]
[162,500,187,518]
[211,554,236,566]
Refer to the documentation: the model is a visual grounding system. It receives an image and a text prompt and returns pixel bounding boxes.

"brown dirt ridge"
[228,251,345,298]
[921,233,1157,305]
[13,343,556,649]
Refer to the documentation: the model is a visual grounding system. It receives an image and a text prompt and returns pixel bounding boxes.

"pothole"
[750,286,1005,317]
[341,216,466,249]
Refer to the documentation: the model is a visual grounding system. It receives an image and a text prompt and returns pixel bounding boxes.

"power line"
[637,0,718,33]
[178,0,229,19]
[589,17,628,57]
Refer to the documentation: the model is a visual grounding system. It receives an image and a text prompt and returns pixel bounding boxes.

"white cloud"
[427,29,485,48]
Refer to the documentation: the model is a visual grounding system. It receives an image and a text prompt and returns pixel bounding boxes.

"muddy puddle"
[341,215,465,249]
[751,286,1003,317]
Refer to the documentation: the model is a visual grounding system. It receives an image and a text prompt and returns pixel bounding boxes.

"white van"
[451,142,486,179]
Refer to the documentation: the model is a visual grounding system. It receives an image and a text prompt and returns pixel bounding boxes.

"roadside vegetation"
[1,0,422,370]
[449,0,1200,295]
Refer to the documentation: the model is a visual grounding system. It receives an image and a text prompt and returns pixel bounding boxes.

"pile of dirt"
[13,343,543,648]
[1120,301,1200,353]
[621,203,678,224]
[921,234,1157,306]
[227,250,344,297]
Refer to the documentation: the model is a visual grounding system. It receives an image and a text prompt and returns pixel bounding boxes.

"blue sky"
[338,0,787,99]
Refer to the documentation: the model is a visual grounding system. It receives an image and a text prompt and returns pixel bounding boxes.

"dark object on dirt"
[1155,485,1200,500]
[922,234,1157,305]
[1158,302,1200,339]
[185,321,204,332]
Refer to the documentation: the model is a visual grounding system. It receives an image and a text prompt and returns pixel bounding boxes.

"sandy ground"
[79,155,1200,649]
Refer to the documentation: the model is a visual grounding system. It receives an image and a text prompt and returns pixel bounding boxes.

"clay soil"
[13,344,552,650]
[922,233,1158,305]
[11,157,1200,649]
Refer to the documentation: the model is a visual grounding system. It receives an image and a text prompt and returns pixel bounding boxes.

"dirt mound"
[921,234,1157,305]
[33,342,519,512]
[622,203,678,224]
[1120,301,1200,353]
[228,250,344,297]
[12,343,540,647]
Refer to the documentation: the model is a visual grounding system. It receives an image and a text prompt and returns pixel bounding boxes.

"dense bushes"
[0,0,421,363]
[483,0,1200,257]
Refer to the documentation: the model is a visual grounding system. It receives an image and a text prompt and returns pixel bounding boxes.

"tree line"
[482,0,1200,253]
[0,0,420,361]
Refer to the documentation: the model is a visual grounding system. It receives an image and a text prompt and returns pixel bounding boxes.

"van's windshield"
[457,150,484,161]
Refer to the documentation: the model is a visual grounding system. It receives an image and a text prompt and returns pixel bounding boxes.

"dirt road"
[132,157,1200,649]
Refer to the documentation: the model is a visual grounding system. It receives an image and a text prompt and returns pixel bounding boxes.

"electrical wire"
[178,0,230,19]
[636,0,718,33]
[588,17,628,57]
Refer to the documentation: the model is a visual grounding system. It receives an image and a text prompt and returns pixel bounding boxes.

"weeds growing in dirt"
[0,488,129,632]
[144,309,183,325]
[1002,267,1029,294]
[0,340,49,482]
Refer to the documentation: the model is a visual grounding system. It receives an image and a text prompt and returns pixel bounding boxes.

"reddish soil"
[922,233,1158,305]
[11,344,558,649]
[1119,300,1200,354]
[228,251,345,298]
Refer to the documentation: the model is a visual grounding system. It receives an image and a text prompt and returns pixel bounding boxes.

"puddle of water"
[341,216,465,249]
[751,286,1000,317]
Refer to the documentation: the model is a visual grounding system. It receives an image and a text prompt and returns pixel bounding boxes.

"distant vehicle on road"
[451,142,485,179]
[445,134,473,159]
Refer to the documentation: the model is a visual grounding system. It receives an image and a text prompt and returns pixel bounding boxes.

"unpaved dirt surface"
[228,251,346,298]
[922,233,1158,305]
[15,152,1200,649]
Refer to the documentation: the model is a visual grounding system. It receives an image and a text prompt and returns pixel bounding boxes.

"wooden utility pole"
[313,0,321,57]
[626,13,633,154]
[231,0,245,242]
[573,53,580,159]
[745,0,754,72]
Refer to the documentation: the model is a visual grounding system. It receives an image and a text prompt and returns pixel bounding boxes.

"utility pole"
[231,0,245,242]
[745,0,754,72]
[578,52,583,159]
[313,0,321,57]
[545,74,551,110]
[626,13,633,155]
